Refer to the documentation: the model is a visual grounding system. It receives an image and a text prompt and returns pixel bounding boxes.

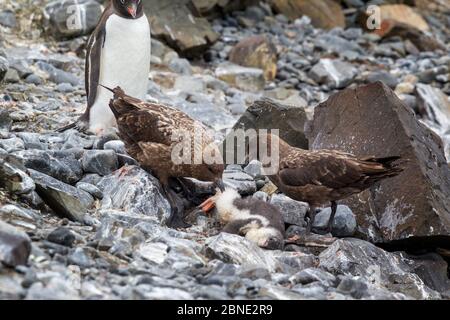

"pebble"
[82,150,119,176]
[47,227,76,247]
[313,205,357,237]
[56,82,74,92]
[25,74,43,85]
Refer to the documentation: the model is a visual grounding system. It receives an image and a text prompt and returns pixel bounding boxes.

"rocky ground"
[1,0,450,300]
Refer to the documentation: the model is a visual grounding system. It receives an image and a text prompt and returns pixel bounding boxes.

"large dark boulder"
[319,238,440,299]
[223,98,308,162]
[307,82,450,243]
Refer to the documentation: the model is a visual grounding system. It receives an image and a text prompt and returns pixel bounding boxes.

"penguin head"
[113,0,142,19]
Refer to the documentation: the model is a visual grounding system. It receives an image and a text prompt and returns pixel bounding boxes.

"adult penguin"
[59,0,151,134]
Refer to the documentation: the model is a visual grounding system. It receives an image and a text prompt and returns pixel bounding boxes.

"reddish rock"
[229,35,277,81]
[373,20,444,52]
[378,4,429,32]
[307,82,450,243]
[272,0,345,29]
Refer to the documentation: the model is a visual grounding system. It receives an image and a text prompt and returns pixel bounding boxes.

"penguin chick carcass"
[200,188,285,250]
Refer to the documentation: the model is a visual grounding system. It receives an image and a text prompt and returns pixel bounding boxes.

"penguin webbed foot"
[56,119,89,134]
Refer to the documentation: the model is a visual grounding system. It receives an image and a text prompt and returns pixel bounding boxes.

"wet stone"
[82,150,119,176]
[0,221,32,267]
[29,169,94,222]
[47,227,76,247]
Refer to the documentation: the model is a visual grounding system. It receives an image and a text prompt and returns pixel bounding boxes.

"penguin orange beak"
[127,3,137,18]
[199,197,216,214]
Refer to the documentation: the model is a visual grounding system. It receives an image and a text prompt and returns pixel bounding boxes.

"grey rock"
[307,82,450,242]
[13,150,83,185]
[174,75,206,92]
[0,156,35,195]
[309,59,357,89]
[4,68,20,83]
[67,247,95,268]
[261,285,308,299]
[271,251,318,274]
[252,191,269,202]
[36,61,79,86]
[205,233,280,272]
[145,0,218,57]
[216,62,265,92]
[56,82,74,92]
[314,34,363,57]
[243,159,262,177]
[47,227,76,247]
[79,173,102,186]
[151,38,168,59]
[0,272,25,299]
[0,137,25,153]
[97,166,171,224]
[222,169,256,195]
[26,277,79,300]
[103,140,126,154]
[29,169,94,222]
[95,211,151,252]
[290,267,337,287]
[76,182,103,199]
[239,267,271,280]
[269,193,308,227]
[336,276,369,299]
[43,0,103,39]
[0,221,31,267]
[399,94,417,111]
[0,204,40,231]
[117,153,140,167]
[0,10,16,28]
[313,205,357,237]
[82,150,118,176]
[168,58,192,75]
[0,56,9,82]
[16,132,45,150]
[25,74,43,85]
[0,110,12,134]
[415,84,450,139]
[224,99,309,159]
[137,242,169,264]
[62,131,94,149]
[319,238,440,299]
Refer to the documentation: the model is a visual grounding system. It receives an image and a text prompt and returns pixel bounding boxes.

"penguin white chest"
[89,14,151,134]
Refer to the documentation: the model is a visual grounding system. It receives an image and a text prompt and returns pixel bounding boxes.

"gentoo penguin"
[59,0,151,134]
[200,188,285,250]
[250,134,404,233]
